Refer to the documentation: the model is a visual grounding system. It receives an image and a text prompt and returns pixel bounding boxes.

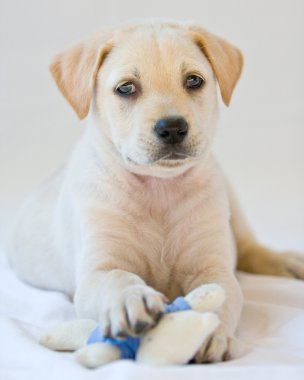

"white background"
[0,0,303,251]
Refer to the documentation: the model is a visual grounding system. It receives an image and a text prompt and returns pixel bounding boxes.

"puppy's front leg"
[73,206,166,339]
[182,256,243,363]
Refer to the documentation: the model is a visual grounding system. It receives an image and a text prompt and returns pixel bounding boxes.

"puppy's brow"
[181,61,198,75]
[132,68,140,79]
[180,61,206,78]
[181,62,187,74]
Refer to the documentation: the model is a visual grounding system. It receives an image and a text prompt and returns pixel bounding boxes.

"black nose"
[154,117,189,144]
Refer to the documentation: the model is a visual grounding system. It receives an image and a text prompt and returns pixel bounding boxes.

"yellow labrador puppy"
[9,21,304,363]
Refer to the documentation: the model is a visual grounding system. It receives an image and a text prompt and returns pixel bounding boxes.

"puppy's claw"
[99,285,166,339]
[133,320,151,334]
[195,332,238,363]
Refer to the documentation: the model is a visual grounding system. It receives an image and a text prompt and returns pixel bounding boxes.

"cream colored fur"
[8,21,304,363]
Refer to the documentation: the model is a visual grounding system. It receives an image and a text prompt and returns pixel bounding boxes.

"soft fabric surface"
[1,249,304,380]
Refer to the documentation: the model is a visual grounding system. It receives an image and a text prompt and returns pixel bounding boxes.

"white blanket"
[1,250,304,380]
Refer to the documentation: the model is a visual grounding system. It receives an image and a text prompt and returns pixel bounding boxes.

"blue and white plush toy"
[40,284,225,367]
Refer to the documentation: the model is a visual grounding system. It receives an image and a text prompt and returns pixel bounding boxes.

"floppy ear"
[188,26,243,106]
[50,33,113,119]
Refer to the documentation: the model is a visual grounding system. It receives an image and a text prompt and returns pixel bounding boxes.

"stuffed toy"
[40,283,225,367]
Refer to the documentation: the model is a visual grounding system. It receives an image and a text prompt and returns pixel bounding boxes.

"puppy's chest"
[132,205,205,298]
[126,184,213,292]
[107,172,228,296]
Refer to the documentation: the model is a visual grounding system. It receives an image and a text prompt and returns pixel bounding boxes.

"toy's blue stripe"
[87,326,140,359]
[87,326,106,345]
[165,297,191,313]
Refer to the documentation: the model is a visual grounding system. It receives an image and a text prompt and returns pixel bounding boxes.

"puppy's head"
[51,22,243,178]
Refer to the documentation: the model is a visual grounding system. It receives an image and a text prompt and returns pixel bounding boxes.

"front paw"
[194,329,238,363]
[99,285,167,339]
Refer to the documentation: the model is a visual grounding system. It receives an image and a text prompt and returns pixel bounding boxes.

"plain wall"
[0,0,303,250]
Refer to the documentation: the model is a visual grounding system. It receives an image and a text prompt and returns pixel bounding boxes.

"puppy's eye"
[185,75,204,90]
[116,82,137,96]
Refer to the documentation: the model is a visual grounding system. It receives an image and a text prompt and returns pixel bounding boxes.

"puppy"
[9,21,304,363]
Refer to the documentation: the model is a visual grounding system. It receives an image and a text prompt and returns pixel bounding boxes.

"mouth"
[162,152,188,160]
[124,149,199,178]
[154,151,195,167]
[156,149,194,161]
[125,148,199,170]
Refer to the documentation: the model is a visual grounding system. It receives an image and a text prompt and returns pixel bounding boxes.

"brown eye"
[116,82,136,96]
[185,75,204,90]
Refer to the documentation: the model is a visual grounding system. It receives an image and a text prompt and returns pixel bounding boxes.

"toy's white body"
[40,284,224,367]
[137,311,219,365]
